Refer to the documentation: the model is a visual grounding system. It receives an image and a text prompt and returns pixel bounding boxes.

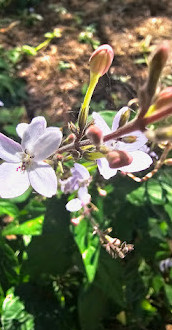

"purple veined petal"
[31,127,62,161]
[66,198,82,212]
[28,161,57,197]
[0,133,22,162]
[97,158,117,180]
[73,163,90,181]
[0,162,30,198]
[16,123,29,139]
[92,112,111,136]
[78,187,91,205]
[116,130,148,152]
[21,116,47,152]
[119,150,153,173]
[112,106,129,132]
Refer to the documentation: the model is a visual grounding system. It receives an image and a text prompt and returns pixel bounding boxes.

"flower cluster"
[93,107,153,179]
[60,163,91,212]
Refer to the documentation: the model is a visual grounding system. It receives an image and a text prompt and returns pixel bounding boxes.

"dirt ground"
[0,0,172,125]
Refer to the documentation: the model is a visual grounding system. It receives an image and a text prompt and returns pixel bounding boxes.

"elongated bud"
[89,44,114,77]
[83,151,105,161]
[107,150,133,169]
[119,109,130,127]
[164,158,172,166]
[155,87,172,110]
[122,135,137,143]
[86,125,103,146]
[139,42,169,118]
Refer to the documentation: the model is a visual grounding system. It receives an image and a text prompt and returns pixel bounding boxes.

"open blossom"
[60,163,91,194]
[0,116,62,198]
[60,163,91,212]
[66,186,91,212]
[93,107,153,179]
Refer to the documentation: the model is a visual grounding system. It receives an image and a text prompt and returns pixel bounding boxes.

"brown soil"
[0,0,172,125]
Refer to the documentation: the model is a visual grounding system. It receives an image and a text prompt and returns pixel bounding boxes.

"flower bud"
[83,151,104,161]
[86,125,103,146]
[122,135,137,143]
[107,150,133,169]
[155,87,172,110]
[89,44,114,77]
[146,125,172,142]
[164,158,172,166]
[119,108,130,127]
[63,133,76,145]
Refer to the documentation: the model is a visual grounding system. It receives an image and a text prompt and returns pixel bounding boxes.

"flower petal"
[28,161,57,197]
[21,116,47,152]
[97,158,117,179]
[31,127,62,161]
[92,112,111,136]
[78,187,91,205]
[73,163,90,181]
[116,130,148,152]
[16,123,29,139]
[0,133,22,162]
[119,150,153,172]
[66,198,82,212]
[0,162,30,198]
[112,106,129,131]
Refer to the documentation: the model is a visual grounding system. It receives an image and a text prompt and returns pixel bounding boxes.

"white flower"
[93,107,153,179]
[66,186,91,212]
[0,116,62,198]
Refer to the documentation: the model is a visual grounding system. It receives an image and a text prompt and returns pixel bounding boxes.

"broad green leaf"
[72,218,100,283]
[23,196,75,277]
[126,185,146,206]
[147,180,164,205]
[78,284,107,330]
[1,287,34,330]
[2,215,44,236]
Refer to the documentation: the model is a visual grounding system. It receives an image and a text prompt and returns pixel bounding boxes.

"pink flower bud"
[86,124,103,146]
[164,158,172,166]
[107,150,133,169]
[89,44,114,77]
[155,87,172,110]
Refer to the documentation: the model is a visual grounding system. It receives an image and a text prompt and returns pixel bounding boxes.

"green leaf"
[0,238,19,291]
[0,201,19,217]
[2,215,44,236]
[126,185,146,206]
[23,196,75,277]
[72,219,100,283]
[1,287,34,330]
[164,284,172,306]
[147,180,164,205]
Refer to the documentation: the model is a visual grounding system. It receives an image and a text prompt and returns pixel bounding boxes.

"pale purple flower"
[66,186,91,212]
[159,258,172,272]
[93,107,153,179]
[0,116,62,198]
[60,163,91,194]
[0,100,4,107]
